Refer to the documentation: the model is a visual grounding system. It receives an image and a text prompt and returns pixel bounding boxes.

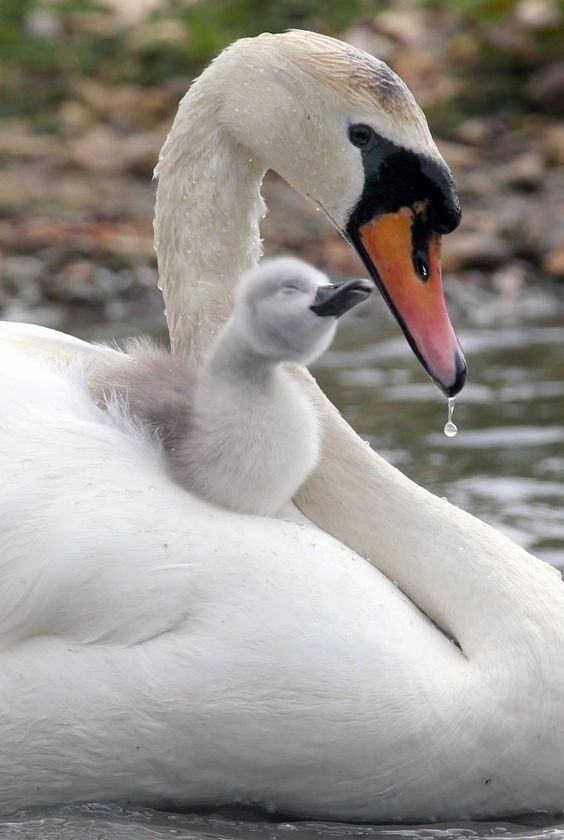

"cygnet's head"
[232,257,372,365]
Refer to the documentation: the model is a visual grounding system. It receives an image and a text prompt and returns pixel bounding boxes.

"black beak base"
[310,278,372,318]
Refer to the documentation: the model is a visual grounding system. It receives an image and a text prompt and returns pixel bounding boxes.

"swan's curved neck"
[293,380,563,660]
[155,78,265,360]
[154,49,564,668]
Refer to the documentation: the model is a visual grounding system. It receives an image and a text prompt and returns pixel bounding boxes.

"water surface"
[4,804,564,840]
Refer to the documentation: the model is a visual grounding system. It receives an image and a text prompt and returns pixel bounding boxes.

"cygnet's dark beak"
[310,278,372,318]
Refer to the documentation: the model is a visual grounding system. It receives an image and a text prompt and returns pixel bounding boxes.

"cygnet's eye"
[348,124,375,149]
[279,284,301,296]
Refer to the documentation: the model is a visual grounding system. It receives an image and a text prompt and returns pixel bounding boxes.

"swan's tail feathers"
[0,322,121,362]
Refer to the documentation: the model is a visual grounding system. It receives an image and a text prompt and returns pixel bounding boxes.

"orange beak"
[352,207,466,397]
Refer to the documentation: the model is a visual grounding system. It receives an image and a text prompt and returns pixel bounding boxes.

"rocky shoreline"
[1,2,563,329]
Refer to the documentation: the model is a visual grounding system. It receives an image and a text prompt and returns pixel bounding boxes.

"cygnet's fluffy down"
[88,258,371,516]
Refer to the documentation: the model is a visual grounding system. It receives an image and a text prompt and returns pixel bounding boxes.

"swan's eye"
[348,124,374,149]
[279,285,300,296]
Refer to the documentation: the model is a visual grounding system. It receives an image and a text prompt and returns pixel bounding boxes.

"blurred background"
[0,0,563,562]
[1,0,563,325]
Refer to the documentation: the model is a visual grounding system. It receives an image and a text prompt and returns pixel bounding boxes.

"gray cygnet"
[88,257,371,515]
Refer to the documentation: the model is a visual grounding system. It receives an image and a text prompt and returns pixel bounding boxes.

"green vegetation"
[0,0,562,123]
[0,0,375,117]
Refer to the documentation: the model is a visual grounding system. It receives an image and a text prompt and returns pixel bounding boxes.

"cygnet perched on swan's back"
[88,257,372,515]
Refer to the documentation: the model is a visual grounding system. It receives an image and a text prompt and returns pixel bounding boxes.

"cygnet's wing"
[87,338,197,448]
[0,321,120,362]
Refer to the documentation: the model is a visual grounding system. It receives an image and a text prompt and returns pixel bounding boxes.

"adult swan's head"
[155,29,465,397]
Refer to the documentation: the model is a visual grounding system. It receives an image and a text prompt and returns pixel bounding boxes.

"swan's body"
[87,258,370,515]
[0,29,563,821]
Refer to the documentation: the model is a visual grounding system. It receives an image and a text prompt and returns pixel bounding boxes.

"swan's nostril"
[414,256,429,283]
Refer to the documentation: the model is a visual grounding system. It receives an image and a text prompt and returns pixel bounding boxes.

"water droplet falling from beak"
[444,397,458,438]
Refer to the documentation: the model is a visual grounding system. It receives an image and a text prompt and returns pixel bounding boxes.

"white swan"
[87,257,372,515]
[1,30,563,822]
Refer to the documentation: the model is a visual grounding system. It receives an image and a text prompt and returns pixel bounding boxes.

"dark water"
[2,298,563,838]
[2,804,564,840]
